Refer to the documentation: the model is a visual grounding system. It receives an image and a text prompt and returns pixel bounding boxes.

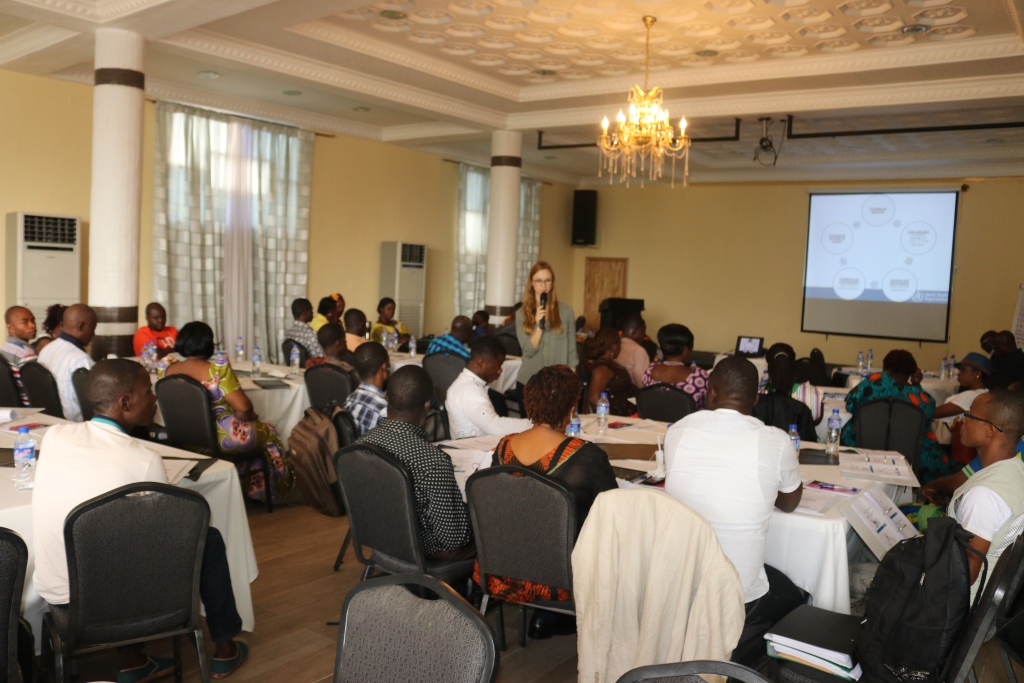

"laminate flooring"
[52,502,1022,683]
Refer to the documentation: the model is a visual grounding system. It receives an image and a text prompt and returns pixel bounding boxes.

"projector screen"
[801,191,958,342]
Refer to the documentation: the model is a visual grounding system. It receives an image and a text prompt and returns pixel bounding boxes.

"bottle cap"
[789,424,798,431]
[600,392,608,398]
[833,408,840,413]
[17,426,29,434]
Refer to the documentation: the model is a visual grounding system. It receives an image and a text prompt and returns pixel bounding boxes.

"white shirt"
[956,486,1012,543]
[37,337,94,422]
[445,368,532,439]
[663,409,802,603]
[616,337,650,389]
[32,421,167,604]
[939,388,988,424]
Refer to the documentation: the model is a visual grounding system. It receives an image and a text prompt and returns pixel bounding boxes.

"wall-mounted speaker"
[572,189,597,246]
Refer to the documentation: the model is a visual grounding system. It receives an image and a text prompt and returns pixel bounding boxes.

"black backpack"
[859,516,987,683]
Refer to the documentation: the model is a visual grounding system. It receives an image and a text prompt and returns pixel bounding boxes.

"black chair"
[0,528,28,683]
[854,397,927,471]
[334,573,499,683]
[333,444,475,585]
[995,540,1024,683]
[42,483,211,683]
[332,410,358,572]
[422,352,467,403]
[635,383,696,423]
[616,660,771,683]
[493,333,521,358]
[0,357,22,407]
[19,361,64,418]
[753,393,817,443]
[281,339,309,368]
[155,374,275,513]
[305,364,353,412]
[466,466,576,650]
[71,367,93,421]
[794,358,828,387]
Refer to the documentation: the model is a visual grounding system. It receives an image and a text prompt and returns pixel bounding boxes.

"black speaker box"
[572,189,597,246]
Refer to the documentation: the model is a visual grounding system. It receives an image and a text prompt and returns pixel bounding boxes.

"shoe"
[118,656,175,683]
[211,641,249,679]
[528,613,553,640]
[527,610,576,639]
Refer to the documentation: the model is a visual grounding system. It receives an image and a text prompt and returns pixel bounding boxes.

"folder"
[765,604,861,669]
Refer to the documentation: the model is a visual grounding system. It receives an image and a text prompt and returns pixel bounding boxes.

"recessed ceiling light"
[380,10,406,19]
[282,90,302,96]
[352,106,371,112]
[695,49,718,57]
[901,24,928,34]
[197,71,220,79]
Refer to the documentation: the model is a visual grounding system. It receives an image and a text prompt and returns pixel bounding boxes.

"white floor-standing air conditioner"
[4,213,82,325]
[379,242,427,337]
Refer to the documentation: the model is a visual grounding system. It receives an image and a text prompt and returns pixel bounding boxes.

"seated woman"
[753,343,817,443]
[33,303,66,353]
[370,297,410,346]
[165,322,293,503]
[583,328,635,416]
[474,365,617,639]
[642,323,710,410]
[842,348,951,483]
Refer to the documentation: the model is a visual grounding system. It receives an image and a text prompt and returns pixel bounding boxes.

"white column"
[88,28,145,358]
[484,130,522,323]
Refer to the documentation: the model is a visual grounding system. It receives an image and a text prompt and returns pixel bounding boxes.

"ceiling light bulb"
[602,117,609,132]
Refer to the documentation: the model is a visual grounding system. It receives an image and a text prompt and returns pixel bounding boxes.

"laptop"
[736,336,765,358]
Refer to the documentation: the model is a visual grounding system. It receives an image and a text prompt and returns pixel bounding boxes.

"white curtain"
[454,164,542,315]
[154,101,313,363]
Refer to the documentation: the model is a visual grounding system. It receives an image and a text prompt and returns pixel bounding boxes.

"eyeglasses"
[532,278,553,285]
[963,411,1004,433]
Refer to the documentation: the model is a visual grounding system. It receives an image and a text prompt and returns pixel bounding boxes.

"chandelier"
[598,16,690,187]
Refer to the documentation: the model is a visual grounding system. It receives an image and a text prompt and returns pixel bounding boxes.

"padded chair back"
[0,528,28,683]
[422,353,467,403]
[71,367,93,421]
[332,410,358,449]
[334,573,498,683]
[63,483,209,650]
[854,398,926,468]
[944,538,1024,683]
[615,660,770,683]
[0,358,21,408]
[19,361,64,418]
[494,334,521,358]
[282,339,310,368]
[467,466,576,592]
[305,364,353,411]
[334,444,427,573]
[794,358,828,387]
[155,374,218,452]
[635,383,696,423]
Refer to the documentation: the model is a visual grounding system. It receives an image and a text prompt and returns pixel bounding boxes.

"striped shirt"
[37,334,94,421]
[342,382,387,436]
[425,334,470,359]
[0,338,37,405]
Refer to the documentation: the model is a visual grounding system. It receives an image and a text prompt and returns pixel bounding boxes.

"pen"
[810,482,860,493]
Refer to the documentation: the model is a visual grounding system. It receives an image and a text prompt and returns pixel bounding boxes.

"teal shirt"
[515,302,579,386]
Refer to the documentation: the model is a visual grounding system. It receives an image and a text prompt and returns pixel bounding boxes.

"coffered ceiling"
[2,0,1024,184]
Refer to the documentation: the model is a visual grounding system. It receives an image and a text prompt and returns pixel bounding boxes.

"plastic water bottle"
[949,354,957,374]
[252,345,262,379]
[788,424,801,454]
[857,350,864,374]
[866,348,874,371]
[826,408,842,457]
[760,370,769,394]
[215,349,227,367]
[156,358,168,379]
[940,356,949,379]
[408,334,416,358]
[234,335,245,364]
[14,426,35,491]
[566,415,581,437]
[596,393,610,437]
[289,344,301,376]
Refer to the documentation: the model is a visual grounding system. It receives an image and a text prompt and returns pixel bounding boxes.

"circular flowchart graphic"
[833,268,866,300]
[881,269,917,302]
[821,222,853,254]
[900,222,937,255]
[861,194,896,226]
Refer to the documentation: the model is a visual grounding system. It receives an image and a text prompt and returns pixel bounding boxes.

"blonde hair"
[521,260,563,333]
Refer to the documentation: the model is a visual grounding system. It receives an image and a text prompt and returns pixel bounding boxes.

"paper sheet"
[838,459,919,487]
[795,486,842,516]
[611,459,657,473]
[443,449,493,501]
[0,409,20,423]
[841,485,919,559]
[439,434,501,451]
[162,458,198,485]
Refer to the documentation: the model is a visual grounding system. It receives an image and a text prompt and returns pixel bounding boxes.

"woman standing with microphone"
[516,261,579,391]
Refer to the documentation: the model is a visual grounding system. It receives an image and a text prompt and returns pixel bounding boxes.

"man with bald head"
[1,306,38,405]
[38,303,96,421]
[425,315,473,359]
[663,355,805,665]
[132,302,178,358]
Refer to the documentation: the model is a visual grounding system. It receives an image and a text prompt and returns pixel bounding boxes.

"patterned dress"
[841,371,951,483]
[202,357,293,503]
[642,362,711,410]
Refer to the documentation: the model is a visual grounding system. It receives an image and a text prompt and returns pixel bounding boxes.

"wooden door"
[583,257,628,329]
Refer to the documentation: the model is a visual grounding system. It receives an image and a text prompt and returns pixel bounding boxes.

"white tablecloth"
[0,413,259,647]
[713,353,767,375]
[389,353,523,394]
[840,368,960,405]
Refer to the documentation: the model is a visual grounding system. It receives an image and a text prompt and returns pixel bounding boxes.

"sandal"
[118,656,175,683]
[211,641,249,679]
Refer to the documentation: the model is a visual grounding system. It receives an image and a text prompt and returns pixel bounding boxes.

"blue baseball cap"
[955,352,992,375]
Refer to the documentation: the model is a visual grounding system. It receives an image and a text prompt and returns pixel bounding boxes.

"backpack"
[858,516,987,683]
[288,406,344,517]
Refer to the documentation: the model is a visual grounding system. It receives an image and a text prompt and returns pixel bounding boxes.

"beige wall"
[537,180,576,307]
[569,178,1024,370]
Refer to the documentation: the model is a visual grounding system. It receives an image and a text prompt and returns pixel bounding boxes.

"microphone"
[539,293,548,330]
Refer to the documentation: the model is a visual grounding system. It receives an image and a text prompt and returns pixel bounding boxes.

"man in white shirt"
[948,390,1024,600]
[37,303,96,421]
[33,359,249,681]
[616,314,650,389]
[446,336,532,439]
[663,356,805,665]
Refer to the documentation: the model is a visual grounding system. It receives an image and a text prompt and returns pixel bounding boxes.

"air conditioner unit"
[4,213,82,326]
[379,242,427,337]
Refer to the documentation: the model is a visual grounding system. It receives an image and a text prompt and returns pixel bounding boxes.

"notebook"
[765,604,861,669]
[253,378,289,389]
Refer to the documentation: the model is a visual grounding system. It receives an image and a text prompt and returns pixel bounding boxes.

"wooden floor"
[60,502,1021,683]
